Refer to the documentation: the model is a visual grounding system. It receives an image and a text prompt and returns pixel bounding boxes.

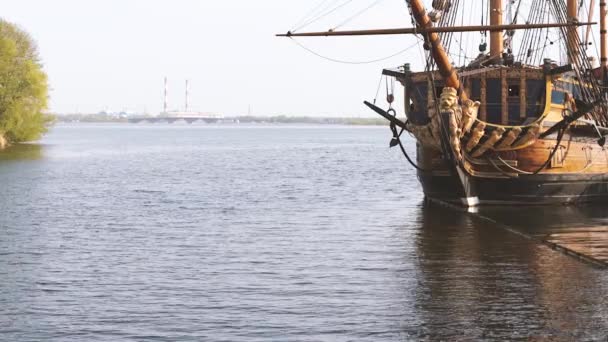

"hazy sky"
[3,1,603,116]
[4,0,424,116]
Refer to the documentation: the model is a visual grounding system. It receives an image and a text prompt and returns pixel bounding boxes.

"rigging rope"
[291,0,333,32]
[289,38,421,65]
[292,0,354,32]
[373,74,384,105]
[549,0,607,125]
[512,0,523,25]
[396,126,431,172]
[581,1,601,58]
[332,0,386,31]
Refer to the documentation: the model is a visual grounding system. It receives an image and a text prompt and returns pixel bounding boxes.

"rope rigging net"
[288,0,423,65]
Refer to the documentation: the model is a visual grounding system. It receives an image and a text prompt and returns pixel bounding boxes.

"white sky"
[3,1,603,116]
[4,0,424,116]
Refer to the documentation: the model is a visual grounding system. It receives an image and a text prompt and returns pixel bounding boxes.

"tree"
[0,19,51,147]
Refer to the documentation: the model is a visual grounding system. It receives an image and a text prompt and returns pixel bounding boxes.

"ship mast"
[601,0,608,81]
[406,0,467,101]
[568,0,580,63]
[490,0,504,62]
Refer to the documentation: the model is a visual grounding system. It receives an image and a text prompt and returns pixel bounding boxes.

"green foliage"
[0,19,51,144]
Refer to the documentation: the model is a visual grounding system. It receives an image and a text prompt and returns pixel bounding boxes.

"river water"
[1,123,607,341]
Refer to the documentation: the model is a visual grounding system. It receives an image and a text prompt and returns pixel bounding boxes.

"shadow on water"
[0,143,43,161]
[411,201,608,340]
[479,204,608,264]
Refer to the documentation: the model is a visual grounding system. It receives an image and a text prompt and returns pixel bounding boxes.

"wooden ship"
[279,0,608,207]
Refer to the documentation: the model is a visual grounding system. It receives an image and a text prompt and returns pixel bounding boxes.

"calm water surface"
[1,123,607,341]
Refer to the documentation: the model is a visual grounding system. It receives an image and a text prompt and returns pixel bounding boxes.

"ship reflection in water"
[480,205,608,264]
[413,202,608,339]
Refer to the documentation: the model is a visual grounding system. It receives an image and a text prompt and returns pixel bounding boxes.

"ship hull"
[419,172,608,205]
[414,132,608,206]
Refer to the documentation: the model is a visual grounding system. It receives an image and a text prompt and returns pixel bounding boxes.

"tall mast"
[568,0,579,63]
[601,0,608,81]
[490,0,504,61]
[406,0,467,101]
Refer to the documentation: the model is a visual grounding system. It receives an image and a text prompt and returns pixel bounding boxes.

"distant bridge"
[128,115,236,124]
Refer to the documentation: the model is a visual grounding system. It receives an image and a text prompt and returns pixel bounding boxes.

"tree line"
[0,18,51,148]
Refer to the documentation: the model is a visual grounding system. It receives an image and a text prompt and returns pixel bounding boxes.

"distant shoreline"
[54,114,388,126]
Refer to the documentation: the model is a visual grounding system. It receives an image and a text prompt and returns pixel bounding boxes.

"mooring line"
[426,198,608,270]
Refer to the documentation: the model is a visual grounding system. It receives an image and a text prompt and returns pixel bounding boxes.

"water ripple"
[0,124,607,341]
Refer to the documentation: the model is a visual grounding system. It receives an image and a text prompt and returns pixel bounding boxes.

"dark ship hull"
[419,171,608,205]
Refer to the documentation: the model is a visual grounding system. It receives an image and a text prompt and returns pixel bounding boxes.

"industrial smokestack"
[163,77,169,114]
[185,79,190,112]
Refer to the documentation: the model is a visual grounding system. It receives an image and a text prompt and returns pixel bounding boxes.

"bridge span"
[128,116,236,124]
